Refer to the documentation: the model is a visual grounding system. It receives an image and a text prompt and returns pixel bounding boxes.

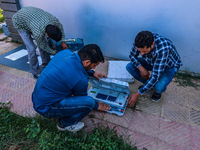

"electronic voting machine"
[88,77,130,116]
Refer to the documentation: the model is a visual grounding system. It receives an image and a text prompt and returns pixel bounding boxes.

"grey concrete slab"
[161,101,190,125]
[190,109,200,126]
[136,95,163,116]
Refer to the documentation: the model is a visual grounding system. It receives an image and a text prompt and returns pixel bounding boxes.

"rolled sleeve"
[87,70,95,77]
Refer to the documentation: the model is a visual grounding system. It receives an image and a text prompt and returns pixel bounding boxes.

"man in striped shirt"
[12,6,68,79]
[126,31,182,105]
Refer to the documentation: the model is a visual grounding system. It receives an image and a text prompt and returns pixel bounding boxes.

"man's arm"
[93,72,107,81]
[128,49,169,106]
[138,65,150,80]
[61,41,69,50]
[55,21,69,49]
[72,77,110,111]
[87,70,107,81]
[35,36,56,55]
[129,45,141,68]
[138,49,169,95]
[130,46,151,79]
[127,92,141,106]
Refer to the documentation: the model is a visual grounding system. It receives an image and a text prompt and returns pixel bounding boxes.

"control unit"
[88,77,130,116]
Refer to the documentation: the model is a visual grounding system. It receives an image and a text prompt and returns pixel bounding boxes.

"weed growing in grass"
[174,72,200,89]
[0,28,3,34]
[0,105,145,150]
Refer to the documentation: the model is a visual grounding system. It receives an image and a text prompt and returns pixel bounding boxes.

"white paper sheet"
[5,49,28,61]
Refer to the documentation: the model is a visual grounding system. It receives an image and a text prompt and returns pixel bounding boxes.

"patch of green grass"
[174,72,200,88]
[0,8,5,22]
[0,27,4,34]
[88,114,95,118]
[0,103,144,150]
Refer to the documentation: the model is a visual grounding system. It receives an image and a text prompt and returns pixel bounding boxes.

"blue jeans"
[126,58,178,94]
[40,96,98,126]
[18,30,50,75]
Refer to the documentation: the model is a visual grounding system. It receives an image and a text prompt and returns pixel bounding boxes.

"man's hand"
[97,102,111,112]
[52,50,57,55]
[94,72,107,81]
[138,65,150,80]
[61,41,68,49]
[127,92,141,106]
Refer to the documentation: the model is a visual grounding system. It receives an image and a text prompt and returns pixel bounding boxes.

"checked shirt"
[12,6,65,54]
[129,33,183,95]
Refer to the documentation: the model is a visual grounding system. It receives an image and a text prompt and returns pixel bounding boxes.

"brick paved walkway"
[0,56,200,150]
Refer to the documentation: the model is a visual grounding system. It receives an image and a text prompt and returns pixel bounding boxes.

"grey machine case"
[88,77,130,116]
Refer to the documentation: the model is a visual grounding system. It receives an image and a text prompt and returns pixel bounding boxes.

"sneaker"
[151,92,161,102]
[33,74,39,79]
[57,121,84,132]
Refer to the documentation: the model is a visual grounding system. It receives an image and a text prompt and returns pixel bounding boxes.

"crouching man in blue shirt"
[32,44,110,132]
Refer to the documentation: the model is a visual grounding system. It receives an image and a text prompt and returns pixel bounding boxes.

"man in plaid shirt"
[12,6,68,79]
[126,31,182,105]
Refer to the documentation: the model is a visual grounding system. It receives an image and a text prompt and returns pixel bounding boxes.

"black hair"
[78,44,104,64]
[46,25,62,42]
[134,31,154,48]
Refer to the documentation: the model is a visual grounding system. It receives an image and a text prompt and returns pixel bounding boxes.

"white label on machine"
[5,49,28,61]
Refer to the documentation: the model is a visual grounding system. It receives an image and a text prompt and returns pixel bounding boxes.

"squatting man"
[126,31,182,106]
[32,44,111,132]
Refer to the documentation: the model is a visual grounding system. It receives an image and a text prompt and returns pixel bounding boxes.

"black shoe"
[33,75,39,79]
[151,92,161,102]
[138,85,143,90]
[42,63,47,68]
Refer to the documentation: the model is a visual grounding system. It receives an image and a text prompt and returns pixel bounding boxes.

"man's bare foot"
[97,102,111,112]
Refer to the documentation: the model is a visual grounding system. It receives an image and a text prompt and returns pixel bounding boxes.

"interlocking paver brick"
[1,41,200,150]
[106,121,129,138]
[161,101,190,124]
[163,82,190,106]
[158,119,191,148]
[10,93,33,116]
[82,117,128,138]
[0,88,19,103]
[136,95,163,116]
[127,130,157,150]
[190,126,200,150]
[156,139,190,150]
[189,91,200,111]
[190,109,200,126]
[21,83,36,96]
[91,108,135,128]
[129,111,160,138]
